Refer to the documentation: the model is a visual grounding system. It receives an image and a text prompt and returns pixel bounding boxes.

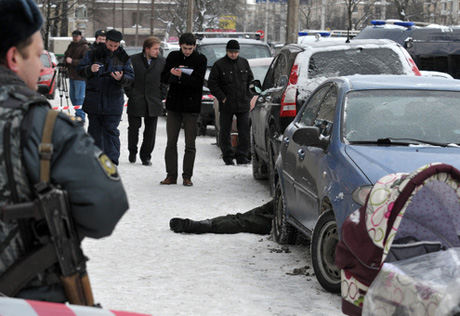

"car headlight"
[39,74,54,81]
[352,185,373,206]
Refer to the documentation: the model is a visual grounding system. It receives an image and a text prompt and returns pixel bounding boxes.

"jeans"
[87,113,122,165]
[127,115,159,162]
[69,79,86,121]
[165,110,198,180]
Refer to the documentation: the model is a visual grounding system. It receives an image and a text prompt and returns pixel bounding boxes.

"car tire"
[251,128,268,180]
[311,209,341,293]
[272,182,297,244]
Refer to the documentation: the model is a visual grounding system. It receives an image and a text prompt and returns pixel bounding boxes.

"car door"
[284,84,338,231]
[251,51,290,158]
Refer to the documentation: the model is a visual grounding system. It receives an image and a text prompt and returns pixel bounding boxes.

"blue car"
[273,75,460,293]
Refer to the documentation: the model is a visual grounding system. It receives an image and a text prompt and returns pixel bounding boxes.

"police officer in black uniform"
[0,0,128,302]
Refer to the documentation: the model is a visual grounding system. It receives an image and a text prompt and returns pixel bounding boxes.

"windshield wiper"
[347,138,455,147]
[377,137,452,147]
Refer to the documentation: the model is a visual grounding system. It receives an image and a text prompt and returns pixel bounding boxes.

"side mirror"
[292,126,329,149]
[249,79,262,95]
[404,37,414,49]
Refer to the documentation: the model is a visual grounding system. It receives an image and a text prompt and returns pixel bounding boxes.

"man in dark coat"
[160,33,207,186]
[77,29,134,165]
[0,0,128,302]
[125,36,166,166]
[89,29,106,50]
[208,39,254,165]
[64,30,89,122]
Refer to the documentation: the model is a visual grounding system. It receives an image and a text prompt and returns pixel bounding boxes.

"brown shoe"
[160,177,177,185]
[183,179,193,186]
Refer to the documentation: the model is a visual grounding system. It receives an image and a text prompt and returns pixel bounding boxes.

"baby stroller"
[335,163,460,316]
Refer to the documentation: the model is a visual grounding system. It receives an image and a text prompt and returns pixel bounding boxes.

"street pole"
[122,0,124,35]
[135,0,140,46]
[150,0,155,35]
[286,0,299,44]
[187,0,193,32]
[264,0,269,42]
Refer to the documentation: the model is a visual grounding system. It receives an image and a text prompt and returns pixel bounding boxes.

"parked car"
[124,46,143,56]
[38,50,57,99]
[161,41,180,57]
[355,19,460,79]
[195,37,272,135]
[213,57,273,147]
[273,74,460,293]
[249,39,421,195]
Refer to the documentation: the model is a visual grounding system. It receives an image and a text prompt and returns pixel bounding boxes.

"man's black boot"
[170,218,212,234]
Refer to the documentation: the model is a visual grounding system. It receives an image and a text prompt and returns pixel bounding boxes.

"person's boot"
[169,218,212,234]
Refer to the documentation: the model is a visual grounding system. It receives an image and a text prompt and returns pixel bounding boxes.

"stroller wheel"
[311,209,341,293]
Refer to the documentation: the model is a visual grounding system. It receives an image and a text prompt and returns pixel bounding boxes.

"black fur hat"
[0,0,44,56]
[226,40,240,52]
[106,29,123,42]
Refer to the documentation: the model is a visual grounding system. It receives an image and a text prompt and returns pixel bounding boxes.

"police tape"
[52,103,128,110]
[0,296,152,316]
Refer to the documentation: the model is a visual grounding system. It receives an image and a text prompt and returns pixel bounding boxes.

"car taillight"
[401,48,421,76]
[280,63,298,117]
[202,94,214,101]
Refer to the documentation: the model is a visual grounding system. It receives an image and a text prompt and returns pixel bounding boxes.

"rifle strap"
[39,110,59,182]
[0,243,56,296]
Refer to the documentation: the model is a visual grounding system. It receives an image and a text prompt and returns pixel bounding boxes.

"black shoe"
[142,160,152,166]
[129,153,136,163]
[169,218,212,233]
[236,157,250,165]
[223,157,235,165]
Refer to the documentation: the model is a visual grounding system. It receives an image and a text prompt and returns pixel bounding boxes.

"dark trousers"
[127,115,158,162]
[165,110,198,180]
[87,113,122,165]
[210,200,274,234]
[219,111,250,160]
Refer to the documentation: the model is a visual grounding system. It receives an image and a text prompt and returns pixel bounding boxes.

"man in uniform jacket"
[160,33,207,186]
[64,30,89,122]
[0,0,128,302]
[208,40,254,166]
[77,29,134,165]
[125,36,166,166]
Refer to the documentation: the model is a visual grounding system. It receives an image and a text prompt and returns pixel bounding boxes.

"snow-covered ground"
[51,96,343,315]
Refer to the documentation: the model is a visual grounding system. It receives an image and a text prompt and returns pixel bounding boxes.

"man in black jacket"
[125,36,166,166]
[160,33,207,186]
[208,40,254,165]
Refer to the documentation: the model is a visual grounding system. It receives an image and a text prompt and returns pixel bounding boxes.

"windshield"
[197,44,272,67]
[40,53,51,68]
[251,64,270,82]
[343,90,460,145]
[308,48,406,78]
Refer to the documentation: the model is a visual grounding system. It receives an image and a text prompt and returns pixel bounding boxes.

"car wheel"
[268,145,276,197]
[311,209,341,293]
[251,128,268,180]
[272,182,297,244]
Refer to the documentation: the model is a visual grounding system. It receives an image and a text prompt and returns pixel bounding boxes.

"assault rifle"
[0,182,95,306]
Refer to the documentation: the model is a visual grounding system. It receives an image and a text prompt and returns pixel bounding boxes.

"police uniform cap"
[0,0,44,56]
[95,29,107,38]
[226,40,240,52]
[106,29,123,42]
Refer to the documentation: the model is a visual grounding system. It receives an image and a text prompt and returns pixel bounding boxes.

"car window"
[314,87,338,137]
[251,65,270,82]
[41,53,51,68]
[308,48,406,79]
[343,89,460,144]
[263,52,289,90]
[198,43,271,68]
[298,84,332,126]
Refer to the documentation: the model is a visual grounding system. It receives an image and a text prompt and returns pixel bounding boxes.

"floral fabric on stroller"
[335,163,460,316]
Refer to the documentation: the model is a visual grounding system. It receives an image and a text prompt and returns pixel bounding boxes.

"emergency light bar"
[371,20,415,27]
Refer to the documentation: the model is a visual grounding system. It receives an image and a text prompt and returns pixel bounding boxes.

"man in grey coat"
[125,37,166,166]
